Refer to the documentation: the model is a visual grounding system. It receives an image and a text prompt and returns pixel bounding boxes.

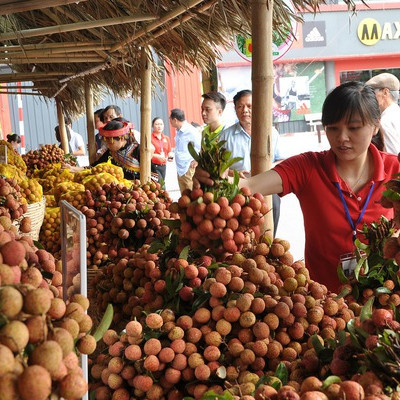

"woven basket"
[14,197,46,241]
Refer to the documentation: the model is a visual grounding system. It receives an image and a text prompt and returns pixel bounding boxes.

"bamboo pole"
[56,99,69,154]
[140,46,152,184]
[2,46,112,57]
[0,0,89,15]
[0,14,157,41]
[0,56,106,63]
[84,78,96,165]
[251,0,274,232]
[0,91,44,96]
[111,0,204,52]
[0,41,114,52]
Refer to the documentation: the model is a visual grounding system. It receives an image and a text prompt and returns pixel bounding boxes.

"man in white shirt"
[219,89,284,235]
[170,108,201,194]
[366,73,400,155]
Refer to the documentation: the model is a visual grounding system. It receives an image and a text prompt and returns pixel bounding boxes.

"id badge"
[339,252,358,277]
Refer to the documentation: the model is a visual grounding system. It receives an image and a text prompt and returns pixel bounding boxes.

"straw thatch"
[0,0,362,116]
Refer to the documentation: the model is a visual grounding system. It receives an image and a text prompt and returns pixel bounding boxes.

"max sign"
[358,18,400,46]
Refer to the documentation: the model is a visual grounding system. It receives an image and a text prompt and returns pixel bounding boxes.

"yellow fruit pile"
[0,163,25,183]
[53,182,85,205]
[45,195,57,207]
[0,140,27,173]
[60,190,87,209]
[39,207,61,254]
[82,172,119,192]
[91,162,124,181]
[73,169,92,184]
[19,177,43,204]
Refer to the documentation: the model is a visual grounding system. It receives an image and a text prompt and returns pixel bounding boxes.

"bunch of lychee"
[174,187,269,258]
[22,144,66,177]
[0,176,27,221]
[0,218,94,400]
[80,180,174,270]
[88,236,358,399]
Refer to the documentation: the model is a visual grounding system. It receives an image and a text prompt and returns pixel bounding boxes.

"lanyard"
[335,182,375,242]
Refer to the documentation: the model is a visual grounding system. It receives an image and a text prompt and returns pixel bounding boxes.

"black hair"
[233,90,252,106]
[152,117,163,126]
[54,126,71,142]
[113,117,130,123]
[202,92,227,111]
[94,108,104,117]
[103,105,121,115]
[102,120,124,131]
[322,81,380,127]
[7,133,21,144]
[170,108,185,121]
[63,115,72,126]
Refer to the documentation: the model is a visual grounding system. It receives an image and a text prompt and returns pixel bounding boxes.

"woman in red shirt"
[151,117,173,186]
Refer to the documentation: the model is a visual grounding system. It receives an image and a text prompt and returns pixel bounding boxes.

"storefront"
[217,1,400,133]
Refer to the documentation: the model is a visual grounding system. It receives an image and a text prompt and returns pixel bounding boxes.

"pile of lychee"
[0,215,94,400]
[174,187,269,257]
[88,230,360,400]
[22,144,66,176]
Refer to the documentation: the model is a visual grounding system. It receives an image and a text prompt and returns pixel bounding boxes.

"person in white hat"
[366,72,400,155]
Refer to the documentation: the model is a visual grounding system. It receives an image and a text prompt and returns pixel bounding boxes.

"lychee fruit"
[17,365,52,400]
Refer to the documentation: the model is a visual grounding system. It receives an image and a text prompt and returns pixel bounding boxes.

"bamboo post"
[84,78,96,165]
[251,0,274,232]
[56,99,68,154]
[140,46,152,184]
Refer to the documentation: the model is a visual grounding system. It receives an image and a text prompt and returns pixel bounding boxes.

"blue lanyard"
[334,182,375,242]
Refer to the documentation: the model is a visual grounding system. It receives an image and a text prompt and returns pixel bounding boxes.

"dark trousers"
[151,163,167,187]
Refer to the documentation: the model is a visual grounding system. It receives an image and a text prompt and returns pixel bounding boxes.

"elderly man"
[366,72,400,154]
[219,89,284,235]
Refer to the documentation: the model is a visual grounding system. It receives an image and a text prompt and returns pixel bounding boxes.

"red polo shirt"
[274,145,399,293]
[151,132,171,165]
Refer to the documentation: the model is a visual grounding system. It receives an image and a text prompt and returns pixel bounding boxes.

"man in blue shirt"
[170,108,201,194]
[219,89,284,235]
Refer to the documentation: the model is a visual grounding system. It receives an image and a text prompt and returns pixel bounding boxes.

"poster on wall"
[218,61,326,124]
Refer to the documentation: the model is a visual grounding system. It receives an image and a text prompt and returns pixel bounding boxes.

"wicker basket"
[14,197,46,241]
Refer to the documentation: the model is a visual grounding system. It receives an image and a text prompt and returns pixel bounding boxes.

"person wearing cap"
[366,72,400,155]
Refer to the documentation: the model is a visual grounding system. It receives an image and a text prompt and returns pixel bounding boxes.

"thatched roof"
[0,0,361,116]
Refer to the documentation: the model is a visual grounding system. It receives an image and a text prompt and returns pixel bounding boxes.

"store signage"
[233,0,297,62]
[303,21,326,47]
[358,18,400,45]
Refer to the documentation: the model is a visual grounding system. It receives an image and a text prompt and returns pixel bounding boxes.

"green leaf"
[338,330,346,346]
[33,240,44,249]
[41,270,53,280]
[148,240,166,254]
[354,238,369,251]
[311,334,324,355]
[335,285,351,300]
[89,390,96,400]
[187,142,200,162]
[161,218,181,229]
[275,362,288,385]
[93,303,114,341]
[374,286,391,295]
[337,264,350,284]
[179,246,190,260]
[255,375,270,389]
[360,296,374,322]
[321,376,342,389]
[354,257,366,281]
